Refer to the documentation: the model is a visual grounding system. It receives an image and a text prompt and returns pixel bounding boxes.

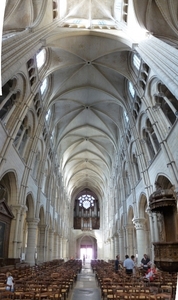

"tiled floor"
[68,261,101,300]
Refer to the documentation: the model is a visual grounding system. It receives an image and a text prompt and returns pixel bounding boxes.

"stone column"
[26,218,39,265]
[53,232,58,259]
[62,238,67,260]
[59,236,63,259]
[63,238,68,260]
[118,229,124,261]
[105,240,110,261]
[10,205,27,258]
[38,225,47,264]
[110,237,114,259]
[133,218,146,265]
[114,235,119,257]
[66,239,69,260]
[48,229,54,261]
[125,225,134,257]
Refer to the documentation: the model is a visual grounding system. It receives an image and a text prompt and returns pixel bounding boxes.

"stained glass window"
[78,194,95,209]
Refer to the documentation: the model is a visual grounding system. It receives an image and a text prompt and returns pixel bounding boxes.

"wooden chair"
[129,293,151,299]
[114,292,130,299]
[160,285,172,295]
[154,285,172,300]
[20,291,35,299]
[153,295,171,300]
[0,290,14,299]
[13,292,24,299]
[35,291,61,300]
[0,282,5,292]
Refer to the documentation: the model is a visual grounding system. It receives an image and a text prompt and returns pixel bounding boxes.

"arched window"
[45,109,51,122]
[142,118,160,164]
[40,78,48,95]
[14,116,31,159]
[36,48,46,69]
[14,117,28,148]
[0,78,18,122]
[123,0,128,23]
[133,53,141,71]
[128,81,135,98]
[124,110,129,123]
[33,93,42,117]
[155,83,178,126]
[27,58,36,86]
[53,1,58,19]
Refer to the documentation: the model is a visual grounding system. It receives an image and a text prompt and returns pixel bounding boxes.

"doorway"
[80,246,93,262]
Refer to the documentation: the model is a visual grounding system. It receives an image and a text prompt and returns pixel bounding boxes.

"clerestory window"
[36,48,46,69]
[40,78,48,95]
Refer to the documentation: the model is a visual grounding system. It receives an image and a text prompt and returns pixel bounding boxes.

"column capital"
[132,218,146,230]
[38,224,47,229]
[26,218,40,227]
[11,204,27,214]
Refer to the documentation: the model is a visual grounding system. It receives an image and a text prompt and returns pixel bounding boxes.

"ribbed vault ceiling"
[46,0,135,200]
[4,0,144,201]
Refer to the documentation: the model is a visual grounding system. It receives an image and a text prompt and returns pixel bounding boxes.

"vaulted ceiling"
[46,0,138,200]
[3,0,150,200]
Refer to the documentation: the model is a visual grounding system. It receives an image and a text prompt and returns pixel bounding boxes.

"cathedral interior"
[1,0,178,277]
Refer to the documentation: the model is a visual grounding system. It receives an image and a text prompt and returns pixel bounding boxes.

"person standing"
[5,272,14,292]
[123,255,135,275]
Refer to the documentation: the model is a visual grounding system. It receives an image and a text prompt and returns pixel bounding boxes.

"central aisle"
[69,260,101,300]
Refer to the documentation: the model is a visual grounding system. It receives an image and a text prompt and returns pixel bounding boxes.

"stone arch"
[76,234,97,260]
[38,205,45,225]
[0,171,18,206]
[23,193,38,265]
[138,193,148,218]
[154,174,173,190]
[151,174,177,242]
[26,193,35,219]
[0,171,18,263]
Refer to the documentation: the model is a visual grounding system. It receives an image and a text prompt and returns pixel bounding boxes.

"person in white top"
[123,255,135,274]
[6,272,14,292]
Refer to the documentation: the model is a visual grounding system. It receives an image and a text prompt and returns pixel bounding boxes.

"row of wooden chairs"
[91,260,176,300]
[0,259,82,300]
[0,290,62,299]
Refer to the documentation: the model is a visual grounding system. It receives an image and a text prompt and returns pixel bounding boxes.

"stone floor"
[68,261,101,300]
